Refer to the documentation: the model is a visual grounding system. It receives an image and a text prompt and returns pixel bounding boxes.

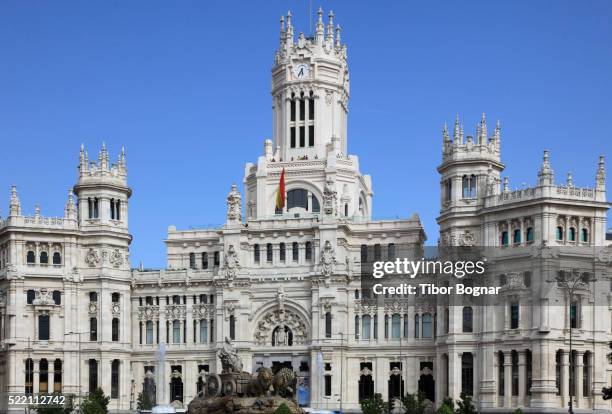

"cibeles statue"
[217,337,243,373]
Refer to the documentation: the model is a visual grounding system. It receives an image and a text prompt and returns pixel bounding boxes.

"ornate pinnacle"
[566,172,574,187]
[453,114,460,141]
[538,150,554,186]
[286,10,292,28]
[596,155,606,189]
[9,185,21,216]
[280,15,285,31]
[503,177,509,193]
[442,122,450,143]
[327,10,334,40]
[494,120,501,141]
[478,112,487,144]
[317,7,324,32]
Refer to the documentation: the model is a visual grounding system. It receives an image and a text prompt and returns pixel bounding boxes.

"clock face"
[293,63,310,79]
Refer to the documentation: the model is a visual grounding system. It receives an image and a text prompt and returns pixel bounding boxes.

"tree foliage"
[360,393,388,414]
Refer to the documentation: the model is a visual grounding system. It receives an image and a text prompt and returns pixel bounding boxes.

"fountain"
[152,343,176,413]
[187,337,303,414]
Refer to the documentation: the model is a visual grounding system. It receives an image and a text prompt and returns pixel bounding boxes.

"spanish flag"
[275,168,286,210]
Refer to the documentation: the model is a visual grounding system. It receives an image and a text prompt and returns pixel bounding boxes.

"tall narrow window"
[201,252,208,269]
[90,317,98,341]
[305,242,312,260]
[374,244,381,261]
[39,314,50,340]
[90,292,98,302]
[229,315,236,340]
[213,251,220,267]
[299,94,305,120]
[290,98,296,122]
[88,197,93,219]
[111,360,120,398]
[391,314,401,338]
[354,316,360,339]
[388,243,396,260]
[556,226,564,240]
[25,359,34,395]
[27,251,35,264]
[501,231,509,246]
[146,321,153,344]
[324,375,332,396]
[373,315,378,339]
[384,315,389,339]
[462,307,473,333]
[513,229,521,244]
[189,253,196,269]
[254,244,260,263]
[173,320,180,343]
[112,318,120,342]
[292,242,299,262]
[570,301,578,328]
[362,315,371,340]
[526,350,532,396]
[569,227,576,241]
[403,313,409,338]
[53,252,61,265]
[290,127,296,148]
[210,318,215,343]
[499,352,505,396]
[308,125,314,147]
[89,359,98,393]
[40,251,48,264]
[325,312,332,338]
[510,302,519,329]
[461,352,473,396]
[39,359,49,393]
[422,313,433,338]
[299,126,305,147]
[27,289,35,304]
[279,243,286,262]
[200,319,208,343]
[53,359,62,393]
[266,243,273,263]
[110,199,116,220]
[115,200,121,220]
[415,314,420,338]
[512,351,519,396]
[360,245,368,263]
[581,228,589,242]
[309,93,314,120]
[526,227,534,242]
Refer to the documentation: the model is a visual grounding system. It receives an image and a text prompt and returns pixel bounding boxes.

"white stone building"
[1,9,611,413]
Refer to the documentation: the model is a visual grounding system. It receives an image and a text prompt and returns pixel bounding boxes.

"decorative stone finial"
[442,122,450,143]
[65,189,77,219]
[538,150,554,186]
[327,10,335,41]
[478,112,487,144]
[335,25,341,47]
[9,185,21,216]
[34,204,41,218]
[596,155,606,190]
[566,172,574,187]
[503,177,509,193]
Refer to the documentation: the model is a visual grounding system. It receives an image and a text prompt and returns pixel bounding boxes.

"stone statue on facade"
[226,184,242,222]
[274,324,288,346]
[217,337,243,374]
[223,245,240,280]
[320,241,337,277]
[322,178,337,216]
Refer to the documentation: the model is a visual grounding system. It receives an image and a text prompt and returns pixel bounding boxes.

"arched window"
[325,312,332,338]
[112,318,120,342]
[292,242,299,262]
[39,359,49,393]
[422,313,433,338]
[40,251,48,264]
[581,228,589,243]
[556,226,564,240]
[279,243,286,261]
[312,196,320,213]
[569,227,576,241]
[146,321,153,344]
[513,229,521,244]
[462,175,477,198]
[388,244,396,260]
[374,244,381,261]
[501,231,509,246]
[362,315,371,340]
[526,227,534,242]
[200,319,208,343]
[391,314,401,338]
[25,358,34,395]
[287,189,309,210]
[52,252,61,265]
[253,244,260,263]
[266,243,273,263]
[201,252,208,269]
[26,250,35,264]
[229,315,236,340]
[173,320,180,343]
[462,307,473,333]
[90,317,98,341]
[189,253,196,269]
[53,359,62,392]
[305,242,312,260]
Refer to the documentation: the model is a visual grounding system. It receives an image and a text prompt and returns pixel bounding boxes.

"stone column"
[186,297,194,345]
[574,351,583,408]
[560,351,569,407]
[503,352,512,408]
[518,350,526,407]
[33,359,40,394]
[448,352,461,400]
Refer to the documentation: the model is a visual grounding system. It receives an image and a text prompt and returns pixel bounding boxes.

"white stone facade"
[1,9,611,414]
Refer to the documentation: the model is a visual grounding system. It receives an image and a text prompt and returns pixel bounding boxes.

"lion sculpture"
[272,367,297,398]
[248,366,274,397]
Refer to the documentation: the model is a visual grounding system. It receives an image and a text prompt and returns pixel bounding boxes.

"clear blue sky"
[1,1,611,268]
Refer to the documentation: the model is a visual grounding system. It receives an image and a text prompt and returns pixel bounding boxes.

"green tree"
[401,392,426,414]
[454,392,477,414]
[137,391,154,410]
[513,409,524,414]
[81,388,110,414]
[360,393,387,414]
[274,403,293,414]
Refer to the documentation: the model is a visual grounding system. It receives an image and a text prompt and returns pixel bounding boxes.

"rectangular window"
[173,321,180,343]
[290,100,296,121]
[308,125,314,147]
[39,314,50,340]
[214,252,220,267]
[309,98,314,120]
[299,98,305,120]
[90,318,98,341]
[299,126,305,147]
[510,303,519,329]
[324,375,332,396]
[146,321,153,344]
[202,253,208,269]
[89,359,98,393]
[200,320,208,343]
[290,127,296,148]
[570,302,578,328]
[210,318,215,343]
[111,360,120,398]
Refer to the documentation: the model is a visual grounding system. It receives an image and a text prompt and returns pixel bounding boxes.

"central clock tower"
[271,8,350,161]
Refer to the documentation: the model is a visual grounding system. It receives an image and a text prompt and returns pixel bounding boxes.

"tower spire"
[596,155,606,190]
[326,10,334,42]
[478,112,487,144]
[537,150,554,186]
[315,7,324,45]
[9,185,21,216]
[442,122,450,143]
[453,114,460,142]
[65,189,77,219]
